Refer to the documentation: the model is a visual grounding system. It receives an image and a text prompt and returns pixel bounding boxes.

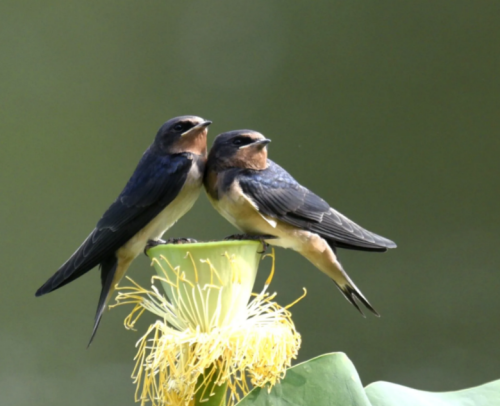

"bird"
[204,129,396,316]
[36,115,211,344]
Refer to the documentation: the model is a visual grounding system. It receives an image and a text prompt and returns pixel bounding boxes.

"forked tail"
[88,256,118,347]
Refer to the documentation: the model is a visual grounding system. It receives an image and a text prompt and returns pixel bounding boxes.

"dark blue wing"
[238,160,396,252]
[36,150,193,295]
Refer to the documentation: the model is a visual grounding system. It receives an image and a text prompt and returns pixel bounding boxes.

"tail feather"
[334,281,380,317]
[87,256,118,347]
[328,261,380,317]
[316,244,380,316]
[35,259,95,297]
[297,233,380,317]
[35,231,108,297]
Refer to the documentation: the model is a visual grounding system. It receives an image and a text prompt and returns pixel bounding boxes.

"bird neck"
[232,147,269,170]
[170,130,208,157]
[207,150,269,173]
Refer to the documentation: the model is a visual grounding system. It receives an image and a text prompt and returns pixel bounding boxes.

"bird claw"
[144,239,166,255]
[164,237,198,245]
[223,234,276,254]
[144,238,198,256]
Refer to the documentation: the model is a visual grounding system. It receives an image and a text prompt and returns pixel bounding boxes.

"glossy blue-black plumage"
[35,150,192,296]
[235,160,397,252]
[36,115,210,345]
[36,151,192,297]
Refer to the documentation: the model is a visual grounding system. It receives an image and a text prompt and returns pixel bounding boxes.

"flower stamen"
[113,243,302,406]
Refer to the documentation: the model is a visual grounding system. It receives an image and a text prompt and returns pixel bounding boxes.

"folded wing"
[239,161,396,252]
[36,152,192,295]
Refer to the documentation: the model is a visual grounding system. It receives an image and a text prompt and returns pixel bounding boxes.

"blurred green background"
[1,1,499,405]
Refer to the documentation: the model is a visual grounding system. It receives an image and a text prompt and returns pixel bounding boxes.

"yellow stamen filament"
[262,249,276,287]
[199,258,224,286]
[285,288,308,310]
[185,252,199,283]
[113,250,303,406]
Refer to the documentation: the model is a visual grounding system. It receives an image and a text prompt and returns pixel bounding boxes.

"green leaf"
[236,352,500,406]
[237,352,372,406]
[365,379,500,406]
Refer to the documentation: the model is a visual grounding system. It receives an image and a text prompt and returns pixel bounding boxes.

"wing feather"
[36,152,193,295]
[239,161,396,252]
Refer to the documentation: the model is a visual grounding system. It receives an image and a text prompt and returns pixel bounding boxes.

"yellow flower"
[112,241,304,406]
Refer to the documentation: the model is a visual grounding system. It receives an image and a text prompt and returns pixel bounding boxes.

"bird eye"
[173,123,184,131]
[233,138,243,146]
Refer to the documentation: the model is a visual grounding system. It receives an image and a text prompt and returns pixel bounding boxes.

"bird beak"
[239,138,272,149]
[181,120,212,137]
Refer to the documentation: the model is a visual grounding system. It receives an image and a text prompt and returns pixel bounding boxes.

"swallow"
[36,115,211,344]
[204,130,396,315]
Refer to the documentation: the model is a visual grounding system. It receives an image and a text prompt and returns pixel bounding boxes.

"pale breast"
[209,179,316,252]
[118,162,203,260]
[209,181,276,234]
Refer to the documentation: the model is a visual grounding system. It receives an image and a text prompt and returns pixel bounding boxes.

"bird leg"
[223,234,277,254]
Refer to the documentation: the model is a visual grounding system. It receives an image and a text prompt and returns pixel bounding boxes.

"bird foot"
[164,237,198,245]
[144,239,166,255]
[223,234,276,254]
[144,238,198,255]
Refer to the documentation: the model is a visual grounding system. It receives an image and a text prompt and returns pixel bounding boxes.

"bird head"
[154,115,212,156]
[207,130,271,171]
